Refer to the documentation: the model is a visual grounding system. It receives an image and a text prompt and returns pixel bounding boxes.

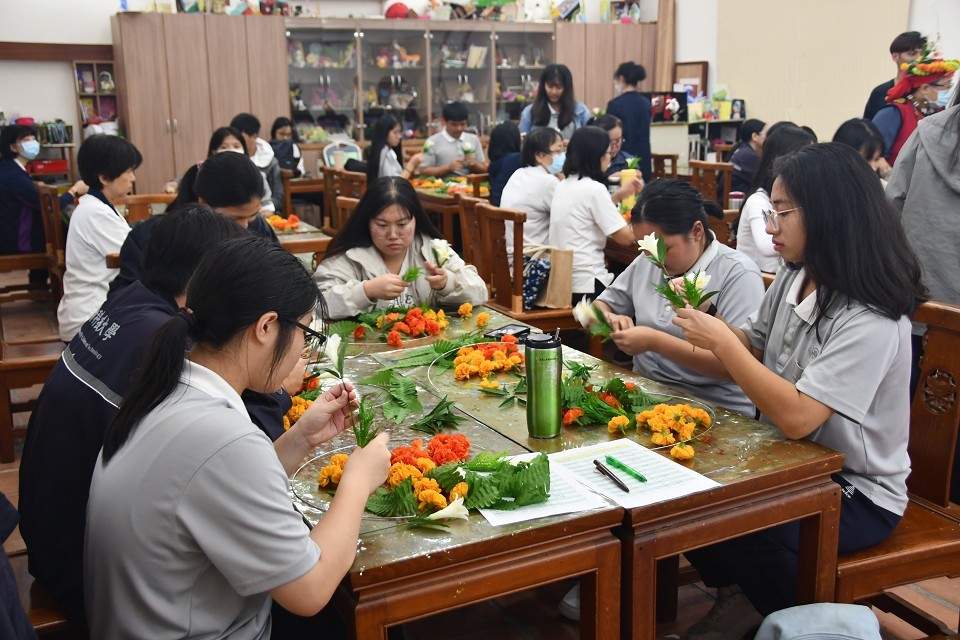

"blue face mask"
[934,88,953,108]
[20,140,40,160]
[548,152,565,175]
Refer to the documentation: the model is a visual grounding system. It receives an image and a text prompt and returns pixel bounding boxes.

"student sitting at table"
[501,127,563,256]
[519,64,591,141]
[315,176,488,319]
[486,121,522,206]
[57,135,141,342]
[110,148,276,296]
[600,179,764,416]
[549,126,637,304]
[366,114,424,183]
[671,143,923,638]
[270,116,305,177]
[19,207,245,630]
[85,235,391,639]
[588,114,633,178]
[418,102,487,179]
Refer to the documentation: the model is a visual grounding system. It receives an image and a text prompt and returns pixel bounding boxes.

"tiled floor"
[1,270,958,639]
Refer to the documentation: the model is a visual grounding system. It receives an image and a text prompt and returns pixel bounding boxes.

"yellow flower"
[387,462,423,487]
[283,416,291,431]
[480,378,500,389]
[475,312,490,327]
[458,302,473,318]
[454,363,474,381]
[415,457,436,474]
[677,422,695,441]
[317,464,343,487]
[607,415,630,435]
[413,477,440,497]
[479,360,498,375]
[671,443,695,460]
[330,453,349,469]
[418,489,448,512]
[437,309,449,328]
[424,309,438,321]
[651,429,675,446]
[449,482,470,501]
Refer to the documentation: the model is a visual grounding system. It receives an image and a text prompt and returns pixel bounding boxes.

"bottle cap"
[525,333,561,350]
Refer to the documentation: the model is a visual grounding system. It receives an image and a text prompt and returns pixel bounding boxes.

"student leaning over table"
[596,179,764,417]
[85,236,391,639]
[19,208,247,631]
[667,144,922,640]
[548,126,638,304]
[56,134,141,342]
[315,176,488,319]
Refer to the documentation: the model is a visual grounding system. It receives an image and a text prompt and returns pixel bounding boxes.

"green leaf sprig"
[353,395,381,448]
[409,396,465,435]
[480,376,527,408]
[402,265,423,282]
[357,369,423,423]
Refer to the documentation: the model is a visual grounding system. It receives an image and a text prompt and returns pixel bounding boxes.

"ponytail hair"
[631,179,722,244]
[103,236,320,463]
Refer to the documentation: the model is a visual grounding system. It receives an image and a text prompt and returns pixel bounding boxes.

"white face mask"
[613,82,622,96]
[219,147,246,154]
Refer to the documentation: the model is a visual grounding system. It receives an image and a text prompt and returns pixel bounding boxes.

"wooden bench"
[8,553,77,637]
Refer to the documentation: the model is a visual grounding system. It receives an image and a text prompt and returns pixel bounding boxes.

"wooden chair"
[466,173,490,199]
[457,195,490,284]
[117,193,175,223]
[0,322,63,462]
[335,196,359,231]
[283,174,324,221]
[401,139,425,164]
[477,202,601,358]
[689,160,733,206]
[340,170,367,201]
[0,185,63,303]
[651,153,679,180]
[833,301,960,635]
[37,184,69,302]
[707,209,740,249]
[9,553,71,635]
[713,142,734,161]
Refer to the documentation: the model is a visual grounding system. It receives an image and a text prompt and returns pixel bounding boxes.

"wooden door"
[583,24,617,112]
[111,13,175,194]
[163,14,213,178]
[245,16,290,130]
[205,14,252,128]
[614,22,658,93]
[554,22,586,112]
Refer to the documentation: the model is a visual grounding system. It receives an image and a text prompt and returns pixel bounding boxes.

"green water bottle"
[525,333,562,438]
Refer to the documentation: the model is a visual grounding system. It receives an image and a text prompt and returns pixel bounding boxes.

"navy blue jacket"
[0,158,73,255]
[488,152,522,206]
[605,92,653,181]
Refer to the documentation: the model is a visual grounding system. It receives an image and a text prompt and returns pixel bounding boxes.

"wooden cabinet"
[556,22,658,112]
[112,13,287,193]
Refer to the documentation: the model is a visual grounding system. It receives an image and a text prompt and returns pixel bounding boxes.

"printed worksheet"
[550,439,720,508]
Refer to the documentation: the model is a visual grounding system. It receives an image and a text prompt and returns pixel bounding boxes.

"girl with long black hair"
[518,64,591,141]
[366,114,424,183]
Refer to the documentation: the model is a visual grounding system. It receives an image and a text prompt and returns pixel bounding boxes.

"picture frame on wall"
[673,61,708,100]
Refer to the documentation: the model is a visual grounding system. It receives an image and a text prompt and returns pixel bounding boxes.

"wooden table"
[275,221,330,268]
[415,189,461,247]
[293,353,624,640]
[376,342,844,639]
[605,237,641,270]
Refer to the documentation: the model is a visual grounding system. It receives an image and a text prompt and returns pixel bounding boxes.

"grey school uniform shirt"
[85,360,320,640]
[741,267,911,516]
[420,130,486,178]
[598,236,763,416]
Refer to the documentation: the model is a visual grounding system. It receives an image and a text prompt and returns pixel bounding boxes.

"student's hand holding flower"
[668,277,715,312]
[610,326,656,356]
[363,274,409,301]
[604,311,635,332]
[423,260,448,290]
[295,381,359,448]
[672,306,734,352]
[341,432,391,495]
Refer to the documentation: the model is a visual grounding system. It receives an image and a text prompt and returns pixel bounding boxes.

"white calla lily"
[636,232,660,259]
[461,141,474,153]
[322,333,342,368]
[425,497,469,521]
[685,271,711,291]
[430,238,451,266]
[573,298,595,328]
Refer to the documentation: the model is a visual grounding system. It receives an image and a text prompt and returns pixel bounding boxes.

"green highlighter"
[605,455,647,483]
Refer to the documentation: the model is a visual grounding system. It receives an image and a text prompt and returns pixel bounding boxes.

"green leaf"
[365,477,418,517]
[657,235,667,265]
[405,514,451,530]
[462,471,504,509]
[513,376,527,394]
[353,396,381,448]
[479,386,510,397]
[461,451,510,472]
[408,396,465,435]
[489,454,551,510]
[357,369,394,388]
[327,320,360,339]
[425,462,468,491]
[382,376,422,423]
[401,265,423,282]
[498,396,516,409]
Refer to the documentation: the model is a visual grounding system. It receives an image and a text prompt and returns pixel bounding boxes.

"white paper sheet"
[478,454,609,526]
[550,439,720,508]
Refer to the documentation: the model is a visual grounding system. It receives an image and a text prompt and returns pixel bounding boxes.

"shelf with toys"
[73,61,118,136]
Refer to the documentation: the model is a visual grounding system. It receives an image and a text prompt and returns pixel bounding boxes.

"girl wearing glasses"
[315,176,487,319]
[735,124,815,273]
[671,144,925,636]
[86,236,391,639]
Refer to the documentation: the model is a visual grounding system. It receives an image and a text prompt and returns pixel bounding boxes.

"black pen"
[593,459,630,493]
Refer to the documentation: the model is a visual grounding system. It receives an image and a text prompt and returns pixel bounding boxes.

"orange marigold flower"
[353,325,366,340]
[424,318,441,335]
[405,307,424,320]
[413,477,440,497]
[607,415,630,435]
[670,443,695,460]
[600,393,621,409]
[450,482,470,502]
[500,333,518,344]
[317,464,343,487]
[424,309,438,321]
[393,321,412,335]
[458,302,473,318]
[454,362,473,381]
[387,462,423,487]
[418,489,448,512]
[475,312,490,327]
[390,439,426,465]
[677,422,695,441]
[415,457,436,474]
[387,330,403,347]
[330,453,349,469]
[479,378,500,389]
[376,315,384,329]
[283,416,291,431]
[385,312,400,322]
[563,408,585,426]
[651,429,675,446]
[427,433,470,465]
[624,381,637,390]
[305,376,320,391]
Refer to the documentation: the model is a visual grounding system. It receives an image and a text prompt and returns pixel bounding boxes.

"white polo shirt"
[86,360,320,639]
[548,175,627,294]
[500,165,559,254]
[741,267,911,516]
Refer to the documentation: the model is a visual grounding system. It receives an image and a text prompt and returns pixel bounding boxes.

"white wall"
[909,0,960,56]
[675,0,717,95]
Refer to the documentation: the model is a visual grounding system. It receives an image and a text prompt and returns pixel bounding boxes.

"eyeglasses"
[287,318,327,361]
[761,207,799,232]
[609,137,624,147]
[371,218,414,237]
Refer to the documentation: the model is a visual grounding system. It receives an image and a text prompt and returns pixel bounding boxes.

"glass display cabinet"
[358,21,430,138]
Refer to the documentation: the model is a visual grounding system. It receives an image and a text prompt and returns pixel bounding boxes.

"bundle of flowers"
[453,334,524,386]
[636,403,712,459]
[316,434,552,524]
[265,213,300,231]
[344,306,450,346]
